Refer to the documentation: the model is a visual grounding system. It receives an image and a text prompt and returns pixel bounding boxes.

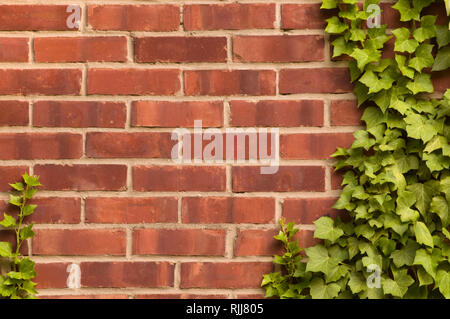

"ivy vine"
[262,0,450,299]
[0,173,40,299]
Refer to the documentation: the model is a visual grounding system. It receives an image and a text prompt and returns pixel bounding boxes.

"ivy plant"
[262,0,450,299]
[0,173,40,299]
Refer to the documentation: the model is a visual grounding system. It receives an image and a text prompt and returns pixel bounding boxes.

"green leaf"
[313,217,344,243]
[22,173,41,187]
[348,272,366,294]
[321,0,338,9]
[412,15,436,42]
[332,36,356,58]
[392,0,420,21]
[404,112,437,143]
[413,249,439,279]
[9,182,24,191]
[0,241,12,257]
[430,196,449,227]
[350,48,381,71]
[432,46,450,71]
[391,240,419,267]
[392,28,419,53]
[436,270,450,299]
[8,195,22,207]
[417,267,433,286]
[325,16,349,34]
[309,278,341,299]
[414,222,434,248]
[0,213,16,228]
[22,204,36,217]
[436,25,450,48]
[382,268,414,297]
[406,73,434,95]
[408,43,434,72]
[305,245,339,277]
[395,55,415,79]
[359,69,395,94]
[20,224,35,240]
[407,182,437,216]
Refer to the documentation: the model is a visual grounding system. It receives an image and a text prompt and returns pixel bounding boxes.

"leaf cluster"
[262,0,450,299]
[0,173,41,299]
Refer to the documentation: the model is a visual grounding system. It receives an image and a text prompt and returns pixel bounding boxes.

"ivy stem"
[13,186,28,270]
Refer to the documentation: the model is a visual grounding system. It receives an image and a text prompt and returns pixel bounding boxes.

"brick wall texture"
[0,1,448,299]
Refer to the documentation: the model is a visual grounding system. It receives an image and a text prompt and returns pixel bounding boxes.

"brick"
[34,164,127,191]
[0,69,81,95]
[236,294,265,299]
[133,166,226,192]
[280,133,354,159]
[34,263,70,289]
[40,294,129,299]
[131,101,223,128]
[0,133,82,160]
[234,229,283,256]
[185,70,276,96]
[331,100,363,126]
[34,37,127,62]
[295,230,321,250]
[184,4,275,30]
[282,198,341,224]
[88,68,180,95]
[33,229,126,256]
[0,166,28,191]
[0,101,28,126]
[180,262,273,288]
[331,167,344,190]
[88,5,179,31]
[233,35,324,62]
[0,197,81,224]
[33,101,126,128]
[81,262,174,288]
[423,2,447,25]
[85,197,178,224]
[230,100,324,127]
[135,37,227,63]
[182,197,275,224]
[0,38,28,62]
[432,71,450,93]
[279,68,352,94]
[0,5,79,31]
[86,132,175,158]
[232,166,326,192]
[136,294,226,299]
[281,4,332,30]
[133,229,226,256]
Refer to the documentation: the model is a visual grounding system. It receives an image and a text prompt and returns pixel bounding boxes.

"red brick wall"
[0,1,447,299]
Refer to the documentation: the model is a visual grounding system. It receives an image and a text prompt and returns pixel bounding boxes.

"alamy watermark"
[170,121,280,174]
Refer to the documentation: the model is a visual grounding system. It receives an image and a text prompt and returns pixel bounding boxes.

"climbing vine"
[0,173,40,299]
[262,0,450,298]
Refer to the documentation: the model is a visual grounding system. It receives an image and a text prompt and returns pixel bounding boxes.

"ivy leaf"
[413,248,439,279]
[313,217,344,243]
[407,182,437,216]
[0,213,16,228]
[348,272,367,294]
[9,182,24,191]
[350,48,381,71]
[392,28,419,53]
[22,204,36,217]
[395,55,415,79]
[432,46,450,71]
[396,191,420,222]
[8,195,22,207]
[412,15,436,42]
[414,222,434,248]
[392,0,420,21]
[429,196,449,228]
[305,245,339,277]
[406,73,434,95]
[325,16,349,34]
[332,36,356,58]
[309,278,341,299]
[22,173,41,187]
[391,240,419,267]
[417,267,434,286]
[382,269,414,297]
[359,70,395,94]
[408,43,434,72]
[436,25,450,48]
[321,0,338,9]
[0,242,12,257]
[20,224,35,240]
[436,270,450,299]
[404,112,437,143]
[351,130,376,150]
